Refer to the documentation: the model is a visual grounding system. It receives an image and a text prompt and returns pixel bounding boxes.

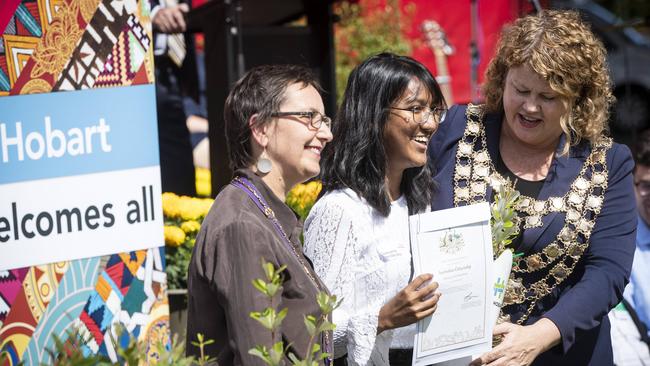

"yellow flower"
[164,225,186,247]
[162,192,181,219]
[181,220,201,234]
[176,196,200,221]
[306,181,322,200]
[200,198,214,216]
[196,167,211,181]
[196,180,211,198]
[286,180,322,219]
[196,168,212,197]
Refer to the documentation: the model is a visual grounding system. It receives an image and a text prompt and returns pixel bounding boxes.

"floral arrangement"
[195,167,212,197]
[285,180,323,221]
[163,192,214,290]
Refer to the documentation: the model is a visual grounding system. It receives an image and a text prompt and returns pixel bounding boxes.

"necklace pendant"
[550,197,565,211]
[503,277,526,305]
[585,195,603,212]
[457,165,471,178]
[568,192,584,207]
[543,243,562,259]
[567,243,585,258]
[532,201,546,213]
[475,165,490,178]
[592,172,607,186]
[525,254,543,270]
[573,177,590,191]
[458,141,474,156]
[475,151,490,163]
[525,215,542,228]
[559,227,576,243]
[456,187,471,200]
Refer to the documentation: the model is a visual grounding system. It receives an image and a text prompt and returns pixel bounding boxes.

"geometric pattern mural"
[1,0,154,96]
[0,0,162,364]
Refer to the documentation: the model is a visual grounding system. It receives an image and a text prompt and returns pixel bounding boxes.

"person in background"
[151,0,198,196]
[609,129,650,364]
[304,53,445,366]
[428,10,636,365]
[186,64,333,365]
[626,129,650,334]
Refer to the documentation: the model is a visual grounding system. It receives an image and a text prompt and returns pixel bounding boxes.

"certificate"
[410,203,493,365]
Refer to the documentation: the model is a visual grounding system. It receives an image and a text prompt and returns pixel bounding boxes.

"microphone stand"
[224,0,245,85]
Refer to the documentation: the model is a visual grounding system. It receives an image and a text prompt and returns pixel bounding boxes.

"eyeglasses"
[271,111,332,129]
[389,106,447,125]
[636,181,650,196]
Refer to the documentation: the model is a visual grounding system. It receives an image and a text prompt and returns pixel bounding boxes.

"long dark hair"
[320,53,444,216]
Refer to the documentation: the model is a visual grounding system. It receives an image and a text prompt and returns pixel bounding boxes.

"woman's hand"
[377,273,440,333]
[470,318,561,366]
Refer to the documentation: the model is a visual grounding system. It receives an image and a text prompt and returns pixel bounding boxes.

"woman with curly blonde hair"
[428,10,636,365]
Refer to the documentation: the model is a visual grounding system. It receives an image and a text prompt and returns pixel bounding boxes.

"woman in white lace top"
[303,53,447,366]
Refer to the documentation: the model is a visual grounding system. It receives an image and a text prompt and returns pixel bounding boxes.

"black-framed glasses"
[389,106,447,124]
[271,111,332,129]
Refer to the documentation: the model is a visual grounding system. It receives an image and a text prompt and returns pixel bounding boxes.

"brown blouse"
[186,169,330,365]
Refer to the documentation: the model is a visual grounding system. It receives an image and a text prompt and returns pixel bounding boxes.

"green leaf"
[252,279,268,295]
[266,282,280,297]
[274,307,288,328]
[263,261,275,281]
[269,341,285,366]
[288,352,302,365]
[249,346,273,365]
[250,309,275,330]
[304,315,317,336]
[316,292,339,313]
[317,320,337,333]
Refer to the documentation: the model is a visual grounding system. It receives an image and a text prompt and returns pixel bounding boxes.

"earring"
[256,150,272,174]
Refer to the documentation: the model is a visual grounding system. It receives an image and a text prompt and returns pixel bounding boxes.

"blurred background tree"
[333,0,415,104]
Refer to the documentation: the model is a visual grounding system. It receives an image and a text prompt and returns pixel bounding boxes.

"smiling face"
[502,64,569,151]
[264,82,333,186]
[383,78,439,172]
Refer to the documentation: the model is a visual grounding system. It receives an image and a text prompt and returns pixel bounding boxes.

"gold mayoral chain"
[453,104,612,324]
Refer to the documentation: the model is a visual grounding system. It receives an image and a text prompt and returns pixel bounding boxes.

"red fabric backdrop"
[402,0,545,104]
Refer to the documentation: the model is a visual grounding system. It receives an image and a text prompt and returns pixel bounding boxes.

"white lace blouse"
[303,188,415,366]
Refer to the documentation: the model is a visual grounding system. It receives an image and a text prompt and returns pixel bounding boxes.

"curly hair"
[483,10,613,152]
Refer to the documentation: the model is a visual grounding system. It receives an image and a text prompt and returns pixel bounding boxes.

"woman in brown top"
[186,64,334,365]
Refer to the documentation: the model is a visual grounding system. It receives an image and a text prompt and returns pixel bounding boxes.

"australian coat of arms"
[439,230,465,255]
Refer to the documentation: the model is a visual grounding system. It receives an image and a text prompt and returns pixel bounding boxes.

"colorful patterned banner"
[0,0,167,364]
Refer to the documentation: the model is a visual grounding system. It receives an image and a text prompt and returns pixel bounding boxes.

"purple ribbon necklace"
[230,176,332,365]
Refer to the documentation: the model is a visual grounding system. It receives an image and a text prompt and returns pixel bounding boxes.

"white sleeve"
[304,197,390,366]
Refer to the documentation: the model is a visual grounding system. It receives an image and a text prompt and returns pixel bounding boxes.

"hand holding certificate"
[409,203,494,365]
